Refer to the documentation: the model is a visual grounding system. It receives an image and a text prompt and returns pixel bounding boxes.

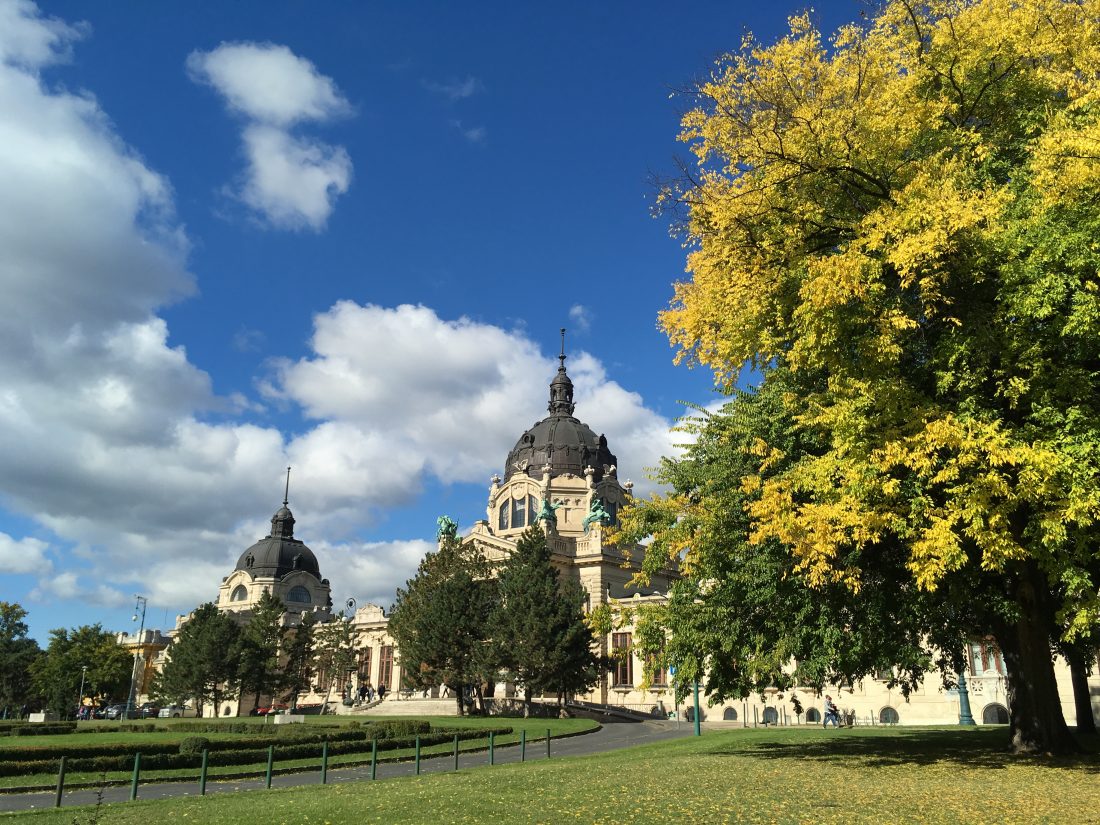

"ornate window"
[612,632,633,686]
[498,501,508,531]
[527,495,538,523]
[230,585,248,601]
[379,645,394,690]
[968,640,1005,676]
[511,496,526,529]
[879,706,900,724]
[287,585,311,603]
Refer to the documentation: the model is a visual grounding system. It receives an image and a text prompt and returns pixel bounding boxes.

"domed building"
[215,489,333,623]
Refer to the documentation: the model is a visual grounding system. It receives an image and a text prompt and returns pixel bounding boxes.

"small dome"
[234,501,321,580]
[505,345,616,482]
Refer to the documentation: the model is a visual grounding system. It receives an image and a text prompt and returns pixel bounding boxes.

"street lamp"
[76,665,88,720]
[957,659,977,726]
[126,595,148,718]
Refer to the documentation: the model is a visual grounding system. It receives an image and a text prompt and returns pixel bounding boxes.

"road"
[0,718,693,814]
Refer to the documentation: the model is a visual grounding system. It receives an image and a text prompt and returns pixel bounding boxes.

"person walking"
[823,695,840,728]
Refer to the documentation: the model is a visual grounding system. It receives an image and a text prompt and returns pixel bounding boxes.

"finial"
[559,328,566,368]
[283,466,291,506]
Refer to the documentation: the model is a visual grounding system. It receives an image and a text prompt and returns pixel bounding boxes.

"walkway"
[0,719,691,813]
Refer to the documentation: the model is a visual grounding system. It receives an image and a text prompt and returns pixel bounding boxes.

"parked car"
[104,704,127,720]
[157,704,192,718]
[252,702,289,716]
[137,702,160,718]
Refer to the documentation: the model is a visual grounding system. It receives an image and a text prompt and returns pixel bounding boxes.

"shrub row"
[0,723,78,737]
[1,726,513,777]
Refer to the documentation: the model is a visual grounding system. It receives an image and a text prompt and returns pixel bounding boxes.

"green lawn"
[5,726,1098,824]
[0,717,596,790]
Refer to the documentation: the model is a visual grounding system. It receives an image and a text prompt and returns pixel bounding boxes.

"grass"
[0,717,596,790]
[4,726,1099,824]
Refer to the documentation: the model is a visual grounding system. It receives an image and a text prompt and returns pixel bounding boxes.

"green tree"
[492,526,600,713]
[236,591,288,711]
[312,612,357,709]
[154,603,240,717]
[389,530,498,715]
[30,624,130,716]
[281,610,316,707]
[0,603,41,717]
[655,0,1100,753]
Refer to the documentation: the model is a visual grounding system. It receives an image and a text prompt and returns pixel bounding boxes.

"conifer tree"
[154,603,240,717]
[236,591,287,711]
[492,526,600,714]
[281,609,316,708]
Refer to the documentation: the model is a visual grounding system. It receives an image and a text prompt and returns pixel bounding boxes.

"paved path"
[0,719,693,814]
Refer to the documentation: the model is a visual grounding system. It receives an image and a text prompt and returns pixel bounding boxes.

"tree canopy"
[30,623,131,715]
[153,603,240,716]
[652,0,1100,753]
[0,603,40,715]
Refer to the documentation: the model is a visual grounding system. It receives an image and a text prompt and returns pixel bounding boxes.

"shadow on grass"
[708,728,1100,773]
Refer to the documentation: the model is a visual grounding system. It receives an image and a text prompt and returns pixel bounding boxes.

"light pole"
[76,665,88,719]
[957,661,977,726]
[126,595,147,718]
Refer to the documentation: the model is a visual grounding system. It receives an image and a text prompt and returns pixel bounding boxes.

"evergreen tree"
[236,591,288,711]
[492,526,601,714]
[30,624,131,716]
[154,603,240,717]
[312,612,358,710]
[389,530,498,715]
[281,610,316,707]
[0,603,40,716]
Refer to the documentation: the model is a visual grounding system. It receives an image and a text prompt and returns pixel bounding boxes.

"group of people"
[353,682,386,704]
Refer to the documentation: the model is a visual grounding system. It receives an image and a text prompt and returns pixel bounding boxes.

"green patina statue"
[582,497,612,533]
[536,498,563,527]
[436,514,458,542]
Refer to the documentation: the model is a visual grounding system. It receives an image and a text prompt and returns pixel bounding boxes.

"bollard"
[415,735,421,775]
[199,749,209,795]
[753,705,759,728]
[521,729,526,762]
[489,731,494,765]
[453,733,459,771]
[321,740,328,785]
[370,738,377,780]
[130,752,141,801]
[265,745,274,789]
[743,702,748,729]
[54,756,66,808]
[546,728,551,759]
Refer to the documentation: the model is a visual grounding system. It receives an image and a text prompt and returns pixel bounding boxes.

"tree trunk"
[1067,652,1097,735]
[523,686,532,718]
[995,567,1078,754]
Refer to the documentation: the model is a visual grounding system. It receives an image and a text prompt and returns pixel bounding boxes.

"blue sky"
[0,0,863,642]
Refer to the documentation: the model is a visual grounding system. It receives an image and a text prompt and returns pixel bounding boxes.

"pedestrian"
[823,695,840,728]
[358,683,367,703]
[377,683,386,701]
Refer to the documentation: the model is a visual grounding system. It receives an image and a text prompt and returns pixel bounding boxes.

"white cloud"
[450,120,486,144]
[423,76,482,101]
[0,0,85,69]
[187,42,353,231]
[0,532,51,575]
[314,538,434,613]
[568,304,592,332]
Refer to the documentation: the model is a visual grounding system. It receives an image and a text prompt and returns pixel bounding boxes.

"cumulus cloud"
[0,532,51,575]
[0,0,84,69]
[568,304,592,332]
[187,42,352,231]
[271,303,677,492]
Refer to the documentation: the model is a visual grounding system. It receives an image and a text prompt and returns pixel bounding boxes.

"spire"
[270,466,295,539]
[548,327,575,416]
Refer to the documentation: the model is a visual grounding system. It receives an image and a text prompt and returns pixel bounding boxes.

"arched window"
[762,707,778,725]
[498,501,508,531]
[879,706,900,724]
[230,585,248,601]
[527,495,538,524]
[982,703,1009,725]
[806,707,821,723]
[287,585,311,604]
[511,496,526,528]
[723,707,738,721]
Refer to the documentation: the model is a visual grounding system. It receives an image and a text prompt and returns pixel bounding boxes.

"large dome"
[233,501,322,580]
[505,348,617,482]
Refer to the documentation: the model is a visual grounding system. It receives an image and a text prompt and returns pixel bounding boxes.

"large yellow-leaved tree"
[657,0,1100,753]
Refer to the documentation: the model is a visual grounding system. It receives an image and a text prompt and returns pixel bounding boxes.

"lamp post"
[957,663,977,726]
[76,665,88,719]
[126,595,147,718]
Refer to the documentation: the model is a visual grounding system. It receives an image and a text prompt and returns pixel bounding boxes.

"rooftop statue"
[536,498,562,527]
[582,497,612,533]
[436,515,458,542]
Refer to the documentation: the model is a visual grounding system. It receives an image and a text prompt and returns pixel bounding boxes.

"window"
[287,585,311,603]
[646,644,667,686]
[968,640,1005,676]
[762,707,778,725]
[359,648,372,681]
[512,496,526,529]
[723,707,738,721]
[528,495,538,524]
[378,645,394,690]
[806,707,821,723]
[879,706,900,724]
[230,585,248,601]
[606,501,617,525]
[498,501,508,531]
[612,632,633,686]
[982,703,1009,725]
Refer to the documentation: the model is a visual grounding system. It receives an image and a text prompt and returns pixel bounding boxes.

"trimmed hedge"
[0,725,513,777]
[0,723,78,737]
